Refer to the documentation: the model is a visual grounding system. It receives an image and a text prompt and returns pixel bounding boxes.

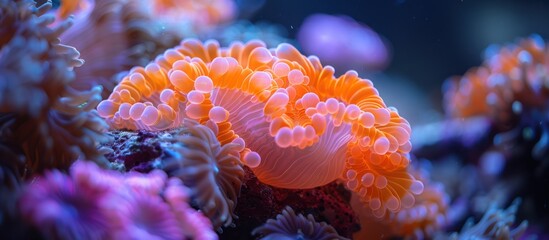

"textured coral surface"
[1,0,545,239]
[97,39,423,221]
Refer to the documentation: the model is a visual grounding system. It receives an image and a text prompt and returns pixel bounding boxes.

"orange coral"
[444,36,549,125]
[97,39,422,216]
[350,178,448,239]
[389,169,449,239]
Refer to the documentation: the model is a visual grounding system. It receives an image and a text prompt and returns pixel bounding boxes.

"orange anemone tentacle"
[97,39,423,216]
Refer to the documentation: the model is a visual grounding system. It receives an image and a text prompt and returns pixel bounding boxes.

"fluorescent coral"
[116,188,184,240]
[0,0,108,175]
[162,119,245,228]
[390,170,450,239]
[252,206,348,240]
[434,35,549,232]
[97,39,422,218]
[3,0,545,239]
[164,178,219,240]
[18,165,120,239]
[444,35,548,126]
[349,162,450,240]
[18,160,217,240]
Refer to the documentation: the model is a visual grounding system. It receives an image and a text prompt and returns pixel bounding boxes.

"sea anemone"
[349,162,450,239]
[0,0,85,112]
[18,168,120,239]
[69,160,124,196]
[0,0,108,175]
[97,39,422,217]
[390,170,450,239]
[56,0,189,99]
[18,159,218,239]
[162,119,245,228]
[57,0,131,98]
[123,169,168,194]
[115,189,184,240]
[439,35,549,230]
[443,35,548,127]
[252,206,348,240]
[448,199,527,240]
[164,177,218,240]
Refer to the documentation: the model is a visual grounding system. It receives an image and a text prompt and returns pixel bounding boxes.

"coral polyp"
[252,206,348,240]
[162,119,245,228]
[444,35,549,126]
[97,38,422,218]
[18,160,217,240]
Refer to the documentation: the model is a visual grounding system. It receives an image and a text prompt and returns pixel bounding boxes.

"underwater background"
[1,0,549,239]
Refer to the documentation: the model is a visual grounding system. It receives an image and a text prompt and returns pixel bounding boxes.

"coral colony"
[0,0,542,240]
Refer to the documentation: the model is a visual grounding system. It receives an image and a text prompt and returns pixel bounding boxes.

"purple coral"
[164,178,218,240]
[18,160,218,239]
[115,190,184,240]
[18,168,120,239]
[297,13,390,72]
[123,169,168,194]
[252,206,348,240]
